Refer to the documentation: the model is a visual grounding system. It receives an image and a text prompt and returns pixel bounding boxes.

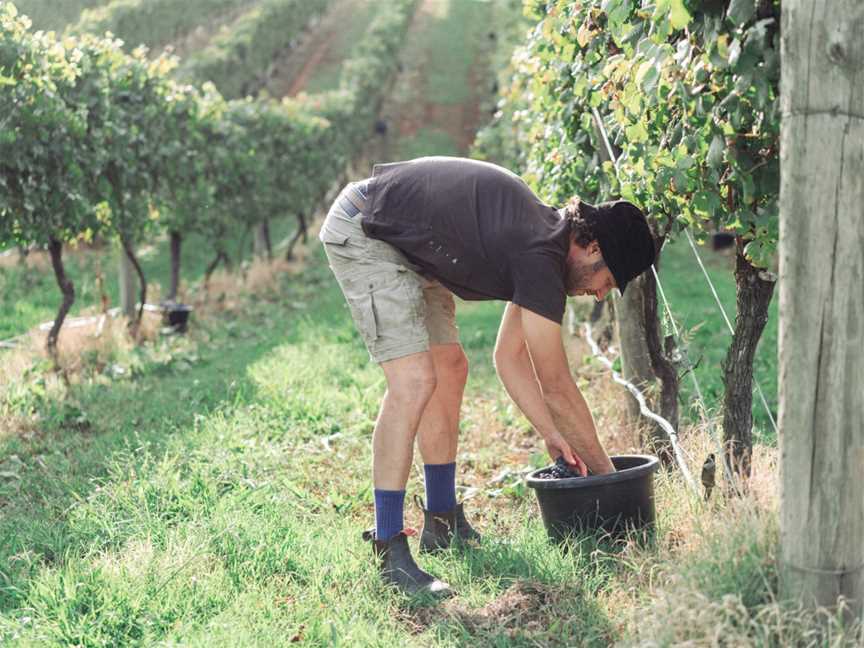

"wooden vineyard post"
[779,0,864,616]
[118,240,137,320]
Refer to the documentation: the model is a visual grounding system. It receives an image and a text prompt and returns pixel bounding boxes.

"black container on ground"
[525,454,660,543]
[161,302,192,333]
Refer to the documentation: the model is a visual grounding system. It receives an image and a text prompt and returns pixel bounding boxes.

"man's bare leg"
[416,343,469,465]
[413,343,480,549]
[367,350,451,596]
[373,351,438,490]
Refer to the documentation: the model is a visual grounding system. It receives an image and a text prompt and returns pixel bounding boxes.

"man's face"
[565,240,617,301]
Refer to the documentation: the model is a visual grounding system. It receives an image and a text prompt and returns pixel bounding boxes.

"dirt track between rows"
[377,0,495,155]
[264,0,373,98]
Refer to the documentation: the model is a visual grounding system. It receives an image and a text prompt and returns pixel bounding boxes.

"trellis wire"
[589,108,722,475]
[683,228,779,435]
[582,320,699,493]
[591,106,776,437]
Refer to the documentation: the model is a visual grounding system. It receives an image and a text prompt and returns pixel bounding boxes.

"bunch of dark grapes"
[537,457,588,479]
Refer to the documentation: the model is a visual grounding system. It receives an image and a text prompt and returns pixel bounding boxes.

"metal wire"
[650,264,711,423]
[583,320,699,494]
[586,106,777,493]
[588,107,715,482]
[684,229,779,435]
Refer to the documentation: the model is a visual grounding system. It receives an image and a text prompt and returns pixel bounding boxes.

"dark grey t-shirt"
[361,156,570,323]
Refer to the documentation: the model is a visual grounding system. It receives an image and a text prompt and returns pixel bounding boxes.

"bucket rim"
[525,453,660,491]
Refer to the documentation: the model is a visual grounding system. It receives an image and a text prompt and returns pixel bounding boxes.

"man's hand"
[543,431,588,477]
[518,307,615,474]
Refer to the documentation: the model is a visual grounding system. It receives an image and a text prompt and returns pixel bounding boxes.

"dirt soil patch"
[404,580,569,636]
[377,0,496,155]
[264,0,372,98]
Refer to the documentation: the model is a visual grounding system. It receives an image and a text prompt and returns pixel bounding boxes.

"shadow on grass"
[0,254,341,612]
[393,510,673,646]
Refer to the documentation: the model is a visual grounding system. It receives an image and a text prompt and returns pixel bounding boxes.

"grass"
[420,0,491,106]
[657,236,779,442]
[2,242,858,646]
[301,0,379,94]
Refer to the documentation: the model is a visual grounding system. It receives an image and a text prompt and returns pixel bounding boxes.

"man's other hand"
[543,431,588,477]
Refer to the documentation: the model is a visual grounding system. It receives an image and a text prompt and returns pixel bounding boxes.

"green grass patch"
[301,1,379,94]
[0,248,614,645]
[1,238,846,647]
[420,0,491,105]
[657,237,778,441]
[395,127,461,160]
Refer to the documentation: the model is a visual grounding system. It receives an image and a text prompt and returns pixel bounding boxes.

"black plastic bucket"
[525,454,660,543]
[161,303,192,333]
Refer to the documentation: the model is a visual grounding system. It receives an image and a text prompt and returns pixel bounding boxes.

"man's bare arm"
[517,307,615,475]
[493,303,587,473]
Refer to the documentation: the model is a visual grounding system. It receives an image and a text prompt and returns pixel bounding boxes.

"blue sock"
[374,489,405,541]
[424,462,457,513]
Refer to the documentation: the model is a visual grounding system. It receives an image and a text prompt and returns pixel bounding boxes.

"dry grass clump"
[60,312,162,372]
[606,428,863,647]
[0,308,163,385]
[0,331,44,392]
[627,588,862,647]
[188,247,310,314]
[0,249,51,271]
[0,239,111,272]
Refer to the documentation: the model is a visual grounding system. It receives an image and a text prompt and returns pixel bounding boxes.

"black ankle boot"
[417,499,482,553]
[362,529,452,596]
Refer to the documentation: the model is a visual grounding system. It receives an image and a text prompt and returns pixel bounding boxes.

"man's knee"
[434,344,469,389]
[383,353,438,408]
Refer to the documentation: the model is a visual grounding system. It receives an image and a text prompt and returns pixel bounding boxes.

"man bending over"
[319,156,655,596]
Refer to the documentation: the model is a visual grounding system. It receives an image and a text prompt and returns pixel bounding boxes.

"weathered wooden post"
[118,240,136,319]
[254,221,272,260]
[779,0,864,617]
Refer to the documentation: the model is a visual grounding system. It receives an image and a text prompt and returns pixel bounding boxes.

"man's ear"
[587,240,602,256]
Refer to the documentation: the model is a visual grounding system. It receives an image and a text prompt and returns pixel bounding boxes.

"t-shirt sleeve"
[510,253,567,324]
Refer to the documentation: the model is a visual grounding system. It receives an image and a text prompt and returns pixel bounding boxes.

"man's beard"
[566,259,606,292]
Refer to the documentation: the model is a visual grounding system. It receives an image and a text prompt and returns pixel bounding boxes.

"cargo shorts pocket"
[346,269,426,355]
[344,290,378,344]
[319,228,349,246]
[320,227,361,264]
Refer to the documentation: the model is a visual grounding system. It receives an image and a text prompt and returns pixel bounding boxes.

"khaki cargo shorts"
[319,184,460,364]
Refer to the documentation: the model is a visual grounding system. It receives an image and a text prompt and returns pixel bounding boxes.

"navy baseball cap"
[580,200,656,295]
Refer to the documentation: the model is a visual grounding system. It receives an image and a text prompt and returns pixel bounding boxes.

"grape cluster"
[536,457,588,480]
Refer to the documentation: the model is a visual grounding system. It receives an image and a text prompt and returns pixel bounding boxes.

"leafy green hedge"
[68,0,250,52]
[178,0,330,98]
[478,0,780,266]
[0,0,417,349]
[475,0,781,463]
